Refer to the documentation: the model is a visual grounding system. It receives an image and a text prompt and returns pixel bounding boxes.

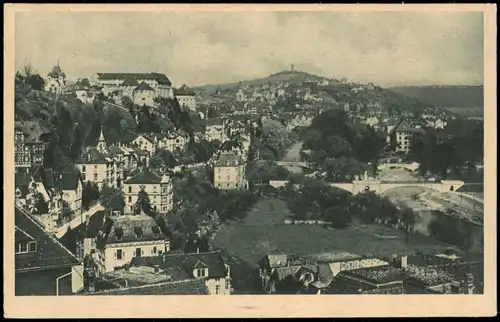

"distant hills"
[388,85,483,109]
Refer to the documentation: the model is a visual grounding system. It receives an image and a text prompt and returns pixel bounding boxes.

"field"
[212,197,458,264]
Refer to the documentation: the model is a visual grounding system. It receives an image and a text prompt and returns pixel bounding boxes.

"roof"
[338,264,404,284]
[77,148,110,165]
[85,279,208,295]
[121,77,140,87]
[15,206,81,272]
[133,134,156,145]
[404,264,455,286]
[124,168,163,184]
[103,214,167,245]
[214,153,244,167]
[134,81,155,92]
[57,169,83,191]
[131,251,228,279]
[15,172,32,199]
[48,64,66,78]
[95,72,172,85]
[303,252,362,264]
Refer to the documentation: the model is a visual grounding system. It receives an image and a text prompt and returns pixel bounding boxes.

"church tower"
[96,127,107,153]
[45,59,66,94]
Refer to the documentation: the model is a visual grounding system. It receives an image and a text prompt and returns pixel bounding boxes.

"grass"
[213,198,458,264]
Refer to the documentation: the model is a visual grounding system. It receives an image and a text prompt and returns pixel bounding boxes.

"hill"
[193,70,326,93]
[388,85,483,109]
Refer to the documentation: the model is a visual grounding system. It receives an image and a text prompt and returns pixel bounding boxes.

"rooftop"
[85,278,208,295]
[340,264,404,284]
[404,264,455,286]
[103,214,167,245]
[134,81,155,92]
[174,84,195,96]
[214,153,244,167]
[15,206,81,272]
[77,148,111,165]
[124,168,163,184]
[96,72,172,85]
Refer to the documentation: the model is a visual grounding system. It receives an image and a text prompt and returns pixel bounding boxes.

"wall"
[177,95,196,111]
[71,264,85,293]
[205,277,231,295]
[214,166,245,189]
[123,183,172,213]
[78,163,108,187]
[133,90,156,107]
[104,241,167,273]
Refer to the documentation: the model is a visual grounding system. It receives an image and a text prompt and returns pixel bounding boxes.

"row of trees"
[281,178,417,242]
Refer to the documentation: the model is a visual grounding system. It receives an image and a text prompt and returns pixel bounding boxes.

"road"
[55,203,105,239]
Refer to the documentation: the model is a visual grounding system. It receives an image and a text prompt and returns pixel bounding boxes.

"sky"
[15,10,484,87]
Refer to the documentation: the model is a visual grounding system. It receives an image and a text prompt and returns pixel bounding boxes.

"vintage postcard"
[4,3,497,318]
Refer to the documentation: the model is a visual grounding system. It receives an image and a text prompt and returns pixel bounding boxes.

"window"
[153,246,157,254]
[215,285,220,295]
[82,165,86,172]
[135,248,142,257]
[93,173,98,181]
[225,280,230,290]
[28,241,37,252]
[116,249,123,260]
[128,196,132,202]
[17,243,28,253]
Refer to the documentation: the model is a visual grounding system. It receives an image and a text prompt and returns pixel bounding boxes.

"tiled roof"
[48,65,65,78]
[32,168,56,190]
[124,168,162,184]
[134,81,155,92]
[58,169,82,191]
[404,264,454,286]
[96,72,172,85]
[131,251,228,279]
[132,148,149,157]
[86,278,208,295]
[339,264,404,284]
[15,172,32,198]
[15,206,81,272]
[303,252,362,264]
[174,84,195,96]
[102,214,167,245]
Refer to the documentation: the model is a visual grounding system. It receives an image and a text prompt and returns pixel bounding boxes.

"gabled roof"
[58,169,83,191]
[214,153,244,167]
[15,206,81,272]
[84,210,106,238]
[131,251,228,279]
[85,278,208,295]
[134,81,155,92]
[15,172,32,199]
[174,84,195,96]
[96,72,172,85]
[76,148,110,165]
[48,64,66,78]
[102,214,167,245]
[124,168,162,184]
[32,167,57,192]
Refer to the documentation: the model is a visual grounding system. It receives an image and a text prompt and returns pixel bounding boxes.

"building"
[203,118,226,143]
[44,60,66,94]
[393,126,425,153]
[129,134,157,156]
[15,206,84,295]
[123,168,173,214]
[89,72,173,100]
[130,250,232,295]
[15,128,49,169]
[133,81,156,107]
[58,169,84,215]
[213,153,247,190]
[80,211,171,274]
[156,132,188,153]
[85,278,209,295]
[76,148,116,188]
[174,84,197,111]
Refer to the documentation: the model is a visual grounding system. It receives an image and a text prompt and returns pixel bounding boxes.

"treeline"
[300,108,386,181]
[389,85,484,108]
[281,178,417,241]
[410,117,483,181]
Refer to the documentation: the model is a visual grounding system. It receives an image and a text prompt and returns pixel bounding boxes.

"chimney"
[154,265,160,273]
[400,255,408,269]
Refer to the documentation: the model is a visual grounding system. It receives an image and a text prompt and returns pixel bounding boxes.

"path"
[55,203,104,239]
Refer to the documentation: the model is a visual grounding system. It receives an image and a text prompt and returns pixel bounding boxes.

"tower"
[96,127,107,153]
[291,64,295,72]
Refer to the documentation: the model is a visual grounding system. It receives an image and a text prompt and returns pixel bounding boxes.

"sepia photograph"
[4,3,496,318]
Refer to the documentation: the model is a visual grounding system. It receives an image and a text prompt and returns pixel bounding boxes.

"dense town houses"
[15,206,84,295]
[122,168,174,214]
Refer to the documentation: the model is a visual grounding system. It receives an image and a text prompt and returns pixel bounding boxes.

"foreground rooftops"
[15,206,81,272]
[85,278,208,295]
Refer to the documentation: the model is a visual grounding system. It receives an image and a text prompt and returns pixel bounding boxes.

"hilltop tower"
[291,64,295,72]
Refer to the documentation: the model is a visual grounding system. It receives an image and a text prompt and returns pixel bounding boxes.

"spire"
[57,57,60,67]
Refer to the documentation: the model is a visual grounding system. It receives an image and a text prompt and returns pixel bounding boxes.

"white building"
[203,118,226,143]
[76,148,117,189]
[122,168,173,214]
[44,61,66,94]
[130,134,157,156]
[156,132,188,153]
[174,84,197,111]
[78,211,171,274]
[394,126,425,153]
[213,153,248,190]
[89,72,173,99]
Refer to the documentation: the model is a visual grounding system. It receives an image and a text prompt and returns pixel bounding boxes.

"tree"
[99,185,125,212]
[26,74,45,91]
[400,207,417,244]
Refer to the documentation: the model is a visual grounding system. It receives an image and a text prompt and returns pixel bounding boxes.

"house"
[122,168,173,214]
[236,88,245,102]
[213,153,247,190]
[363,116,380,127]
[76,148,116,189]
[44,60,66,94]
[393,125,425,153]
[57,169,84,215]
[203,118,226,143]
[15,206,84,295]
[14,128,49,169]
[133,81,156,107]
[156,132,188,153]
[130,134,157,156]
[75,210,106,261]
[174,84,197,111]
[83,211,171,274]
[89,72,173,99]
[74,85,95,104]
[129,250,232,295]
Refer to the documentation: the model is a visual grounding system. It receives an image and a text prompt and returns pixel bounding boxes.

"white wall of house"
[123,182,173,214]
[103,241,169,273]
[131,136,156,156]
[214,165,246,190]
[176,95,196,111]
[133,90,156,107]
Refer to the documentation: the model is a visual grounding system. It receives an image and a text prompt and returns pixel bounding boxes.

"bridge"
[276,161,421,172]
[329,180,465,195]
